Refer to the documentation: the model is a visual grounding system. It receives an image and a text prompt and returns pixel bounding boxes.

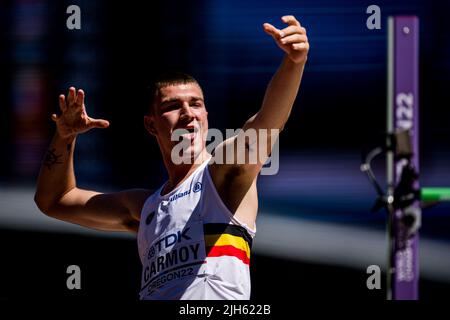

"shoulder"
[208,162,258,188]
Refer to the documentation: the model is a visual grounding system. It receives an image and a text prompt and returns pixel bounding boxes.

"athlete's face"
[144,83,209,163]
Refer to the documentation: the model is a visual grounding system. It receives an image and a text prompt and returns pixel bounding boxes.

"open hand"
[263,15,309,65]
[52,87,109,139]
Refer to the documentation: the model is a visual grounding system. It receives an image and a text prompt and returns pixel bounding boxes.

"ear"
[144,115,157,136]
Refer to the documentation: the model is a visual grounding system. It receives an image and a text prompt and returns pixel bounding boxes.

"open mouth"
[185,127,197,133]
[175,126,199,140]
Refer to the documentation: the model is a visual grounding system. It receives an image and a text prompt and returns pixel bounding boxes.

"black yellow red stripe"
[204,223,253,265]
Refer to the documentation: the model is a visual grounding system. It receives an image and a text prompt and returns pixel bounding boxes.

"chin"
[189,145,207,165]
[171,138,206,165]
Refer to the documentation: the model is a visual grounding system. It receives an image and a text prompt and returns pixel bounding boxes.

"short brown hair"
[145,72,201,115]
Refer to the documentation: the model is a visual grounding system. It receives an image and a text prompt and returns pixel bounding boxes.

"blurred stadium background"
[1,0,449,300]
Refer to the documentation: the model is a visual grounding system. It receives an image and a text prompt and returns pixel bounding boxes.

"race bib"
[140,220,206,296]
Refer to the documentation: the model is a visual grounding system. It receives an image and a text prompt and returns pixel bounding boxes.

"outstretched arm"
[212,15,309,176]
[212,15,308,173]
[34,87,150,232]
[209,15,309,227]
[246,15,308,135]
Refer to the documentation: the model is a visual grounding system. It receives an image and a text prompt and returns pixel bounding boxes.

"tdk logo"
[148,228,191,259]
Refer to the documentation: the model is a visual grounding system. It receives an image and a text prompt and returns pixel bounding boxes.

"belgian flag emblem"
[203,223,253,265]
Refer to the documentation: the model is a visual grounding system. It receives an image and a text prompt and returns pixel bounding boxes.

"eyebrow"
[160,96,204,107]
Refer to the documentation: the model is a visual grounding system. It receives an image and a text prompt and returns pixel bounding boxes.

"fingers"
[264,15,309,61]
[263,23,280,38]
[59,94,67,112]
[264,16,307,44]
[88,118,110,129]
[67,87,85,106]
[292,42,309,51]
[54,94,66,121]
[76,89,85,107]
[67,87,76,105]
[281,15,301,27]
[280,34,307,45]
[279,25,306,38]
[51,113,59,122]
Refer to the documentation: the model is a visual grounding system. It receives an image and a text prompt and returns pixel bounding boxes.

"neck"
[161,148,210,193]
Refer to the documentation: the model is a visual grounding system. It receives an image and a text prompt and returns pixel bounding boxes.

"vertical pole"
[386,17,395,301]
[389,16,420,300]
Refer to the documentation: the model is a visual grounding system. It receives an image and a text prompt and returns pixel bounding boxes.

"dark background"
[1,0,449,302]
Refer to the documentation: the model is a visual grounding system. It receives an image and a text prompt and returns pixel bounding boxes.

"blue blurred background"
[1,0,449,300]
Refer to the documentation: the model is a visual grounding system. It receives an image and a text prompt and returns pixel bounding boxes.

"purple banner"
[392,16,420,300]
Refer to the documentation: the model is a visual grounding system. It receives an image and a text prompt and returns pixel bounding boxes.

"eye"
[162,104,180,112]
[191,102,202,108]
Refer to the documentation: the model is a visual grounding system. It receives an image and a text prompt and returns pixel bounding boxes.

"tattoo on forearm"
[44,148,63,169]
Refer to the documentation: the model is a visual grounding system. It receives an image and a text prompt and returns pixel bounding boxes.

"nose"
[179,102,195,121]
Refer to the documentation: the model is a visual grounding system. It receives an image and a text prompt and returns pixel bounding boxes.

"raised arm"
[208,15,309,227]
[34,87,150,233]
[212,15,309,173]
[247,15,308,133]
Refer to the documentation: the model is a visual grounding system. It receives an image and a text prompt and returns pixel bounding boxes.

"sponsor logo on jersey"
[166,181,202,203]
[141,222,206,296]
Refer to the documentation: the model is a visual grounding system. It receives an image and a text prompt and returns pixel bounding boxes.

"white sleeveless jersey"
[137,158,256,300]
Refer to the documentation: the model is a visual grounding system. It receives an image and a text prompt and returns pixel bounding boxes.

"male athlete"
[34,15,309,299]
